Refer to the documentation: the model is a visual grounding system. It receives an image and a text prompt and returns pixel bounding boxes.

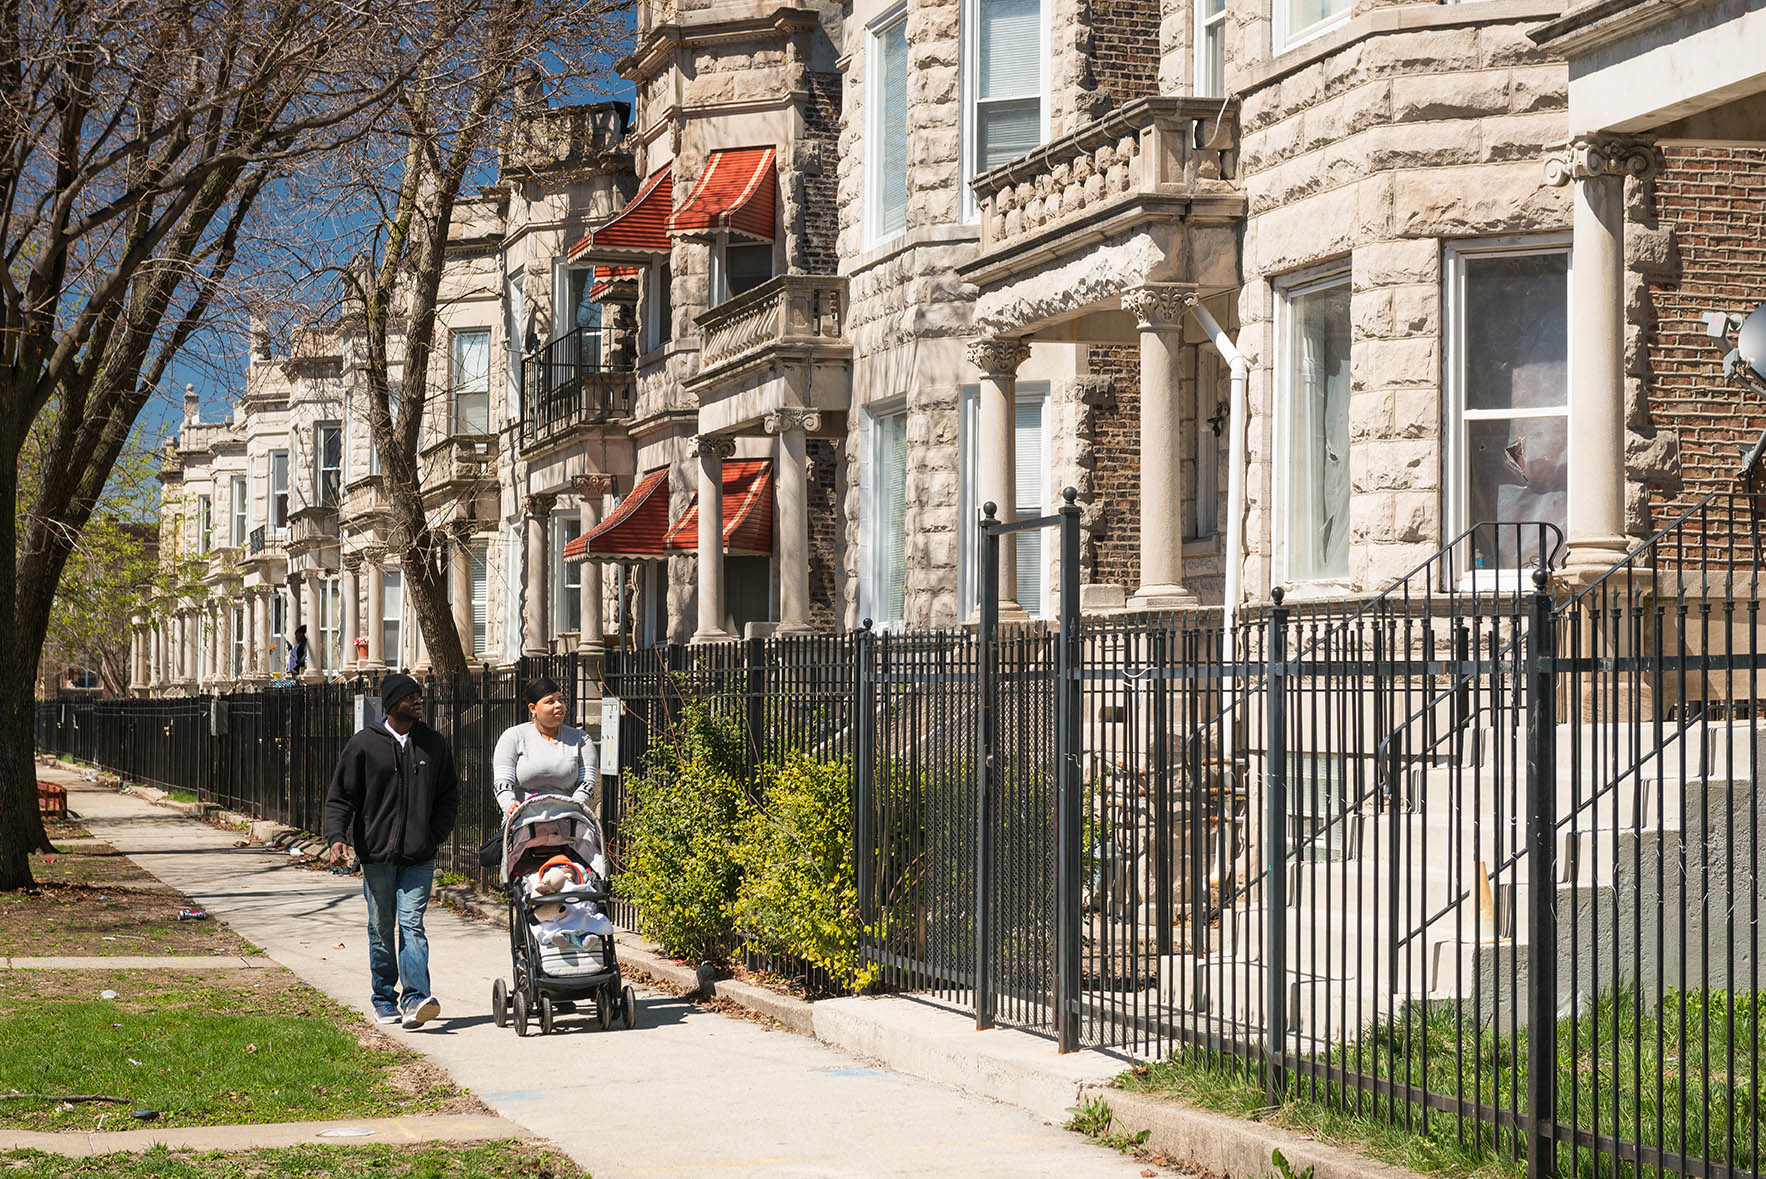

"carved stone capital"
[571,473,615,499]
[1543,135,1657,187]
[1121,283,1197,329]
[691,434,737,460]
[358,545,386,565]
[763,408,823,435]
[524,492,557,520]
[966,337,1032,378]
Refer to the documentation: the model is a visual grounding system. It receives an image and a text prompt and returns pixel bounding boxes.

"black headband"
[524,676,562,705]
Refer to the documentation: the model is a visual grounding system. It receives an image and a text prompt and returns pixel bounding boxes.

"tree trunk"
[0,670,53,891]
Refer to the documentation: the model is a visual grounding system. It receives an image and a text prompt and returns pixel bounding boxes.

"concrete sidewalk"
[42,767,1153,1178]
[0,1114,523,1158]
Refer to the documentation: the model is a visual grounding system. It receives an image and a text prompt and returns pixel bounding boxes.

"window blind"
[1014,398,1044,614]
[470,542,489,654]
[878,15,909,238]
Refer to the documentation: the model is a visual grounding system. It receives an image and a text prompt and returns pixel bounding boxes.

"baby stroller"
[488,793,636,1036]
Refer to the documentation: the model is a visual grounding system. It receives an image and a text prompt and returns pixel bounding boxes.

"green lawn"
[1119,989,1763,1179]
[0,1142,586,1178]
[0,971,463,1132]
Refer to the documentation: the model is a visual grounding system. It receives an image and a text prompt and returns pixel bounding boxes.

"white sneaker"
[402,996,440,1028]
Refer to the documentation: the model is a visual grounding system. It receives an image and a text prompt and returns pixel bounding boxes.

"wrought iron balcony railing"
[520,325,635,453]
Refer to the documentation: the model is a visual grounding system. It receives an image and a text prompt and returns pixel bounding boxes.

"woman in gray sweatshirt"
[493,676,599,815]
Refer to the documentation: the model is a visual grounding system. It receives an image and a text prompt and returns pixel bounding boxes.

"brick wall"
[1091,0,1160,108]
[808,439,841,627]
[799,71,843,277]
[1645,146,1766,519]
[1088,345,1141,588]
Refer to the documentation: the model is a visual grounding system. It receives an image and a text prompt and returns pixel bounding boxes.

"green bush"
[615,704,750,961]
[734,752,876,992]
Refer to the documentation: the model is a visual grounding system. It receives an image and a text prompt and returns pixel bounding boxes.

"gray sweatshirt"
[492,722,599,811]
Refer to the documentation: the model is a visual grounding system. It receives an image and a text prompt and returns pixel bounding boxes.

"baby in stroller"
[491,793,635,1035]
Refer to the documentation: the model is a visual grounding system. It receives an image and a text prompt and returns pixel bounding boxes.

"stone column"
[364,552,386,670]
[341,559,361,673]
[522,494,556,657]
[253,591,271,678]
[968,338,1032,617]
[765,409,821,633]
[206,603,221,684]
[181,610,195,684]
[1546,136,1655,576]
[1124,284,1200,609]
[150,620,163,687]
[574,475,613,654]
[287,574,303,638]
[301,574,321,680]
[692,434,736,643]
[130,620,144,692]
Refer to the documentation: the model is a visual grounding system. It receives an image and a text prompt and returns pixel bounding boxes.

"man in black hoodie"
[324,674,459,1029]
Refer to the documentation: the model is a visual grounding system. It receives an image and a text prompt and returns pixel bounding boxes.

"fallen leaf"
[245,1044,257,1054]
[1142,1171,1157,1178]
[331,942,345,949]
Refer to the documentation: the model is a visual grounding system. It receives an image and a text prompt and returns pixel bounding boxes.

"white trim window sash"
[1281,276,1351,582]
[383,568,403,668]
[958,387,1050,616]
[1196,0,1226,97]
[554,515,583,635]
[231,476,248,546]
[1278,0,1349,50]
[869,6,910,243]
[1449,243,1570,573]
[866,408,910,625]
[964,0,1046,215]
[470,540,490,655]
[452,329,491,435]
[269,450,289,530]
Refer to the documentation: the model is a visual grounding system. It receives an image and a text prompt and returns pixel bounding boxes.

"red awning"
[567,166,673,260]
[662,459,774,557]
[588,265,639,302]
[565,467,672,561]
[666,147,777,243]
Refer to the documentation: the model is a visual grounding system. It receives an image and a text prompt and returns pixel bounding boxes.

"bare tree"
[271,0,628,676]
[0,0,447,891]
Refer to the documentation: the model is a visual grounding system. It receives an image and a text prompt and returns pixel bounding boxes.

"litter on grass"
[99,990,117,1000]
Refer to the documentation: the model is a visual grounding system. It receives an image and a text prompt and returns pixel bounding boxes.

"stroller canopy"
[501,794,603,884]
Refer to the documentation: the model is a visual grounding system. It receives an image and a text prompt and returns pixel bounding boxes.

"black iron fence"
[36,497,1766,1178]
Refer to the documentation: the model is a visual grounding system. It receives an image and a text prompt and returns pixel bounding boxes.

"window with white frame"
[231,476,247,546]
[1280,273,1351,582]
[470,540,490,655]
[319,576,340,672]
[865,406,910,625]
[869,6,910,243]
[269,451,289,530]
[554,261,598,338]
[1196,355,1221,539]
[382,568,402,667]
[1448,241,1570,573]
[315,423,342,507]
[959,387,1050,616]
[1196,0,1226,96]
[231,604,245,678]
[269,591,286,667]
[197,494,212,555]
[507,270,527,396]
[1277,0,1349,50]
[964,0,1045,214]
[451,329,491,435]
[554,515,583,636]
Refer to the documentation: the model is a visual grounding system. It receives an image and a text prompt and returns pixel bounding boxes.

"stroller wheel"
[539,994,555,1035]
[597,989,613,1031]
[513,989,530,1037]
[491,978,508,1028]
[621,984,638,1030]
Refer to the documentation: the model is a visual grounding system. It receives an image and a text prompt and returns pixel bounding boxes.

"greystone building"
[132,0,1766,691]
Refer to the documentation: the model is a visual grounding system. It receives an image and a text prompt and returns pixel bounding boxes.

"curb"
[1082,1086,1428,1179]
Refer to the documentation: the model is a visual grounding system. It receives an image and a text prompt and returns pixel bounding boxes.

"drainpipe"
[1187,299,1248,769]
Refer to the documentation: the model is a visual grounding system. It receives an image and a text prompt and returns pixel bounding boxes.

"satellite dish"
[1736,303,1766,384]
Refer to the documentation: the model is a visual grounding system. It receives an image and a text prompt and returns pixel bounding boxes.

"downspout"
[1187,299,1249,771]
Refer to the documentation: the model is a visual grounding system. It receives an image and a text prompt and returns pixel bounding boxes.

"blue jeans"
[361,859,435,1009]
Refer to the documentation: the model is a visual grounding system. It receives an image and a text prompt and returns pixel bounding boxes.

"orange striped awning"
[667,147,777,243]
[662,459,774,557]
[588,265,639,302]
[565,468,672,561]
[567,166,673,260]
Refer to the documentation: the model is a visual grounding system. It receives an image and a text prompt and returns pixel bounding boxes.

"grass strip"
[0,970,461,1132]
[0,1141,586,1178]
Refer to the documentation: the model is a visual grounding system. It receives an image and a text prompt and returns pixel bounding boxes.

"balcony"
[961,97,1245,329]
[341,475,390,522]
[205,545,240,583]
[519,325,636,455]
[420,433,499,491]
[236,526,287,581]
[688,276,852,434]
[287,505,341,576]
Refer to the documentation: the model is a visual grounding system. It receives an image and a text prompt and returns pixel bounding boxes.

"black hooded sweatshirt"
[323,721,460,866]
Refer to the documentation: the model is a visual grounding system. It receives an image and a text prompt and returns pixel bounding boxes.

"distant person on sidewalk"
[492,676,599,817]
[323,673,459,1029]
[286,625,309,679]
